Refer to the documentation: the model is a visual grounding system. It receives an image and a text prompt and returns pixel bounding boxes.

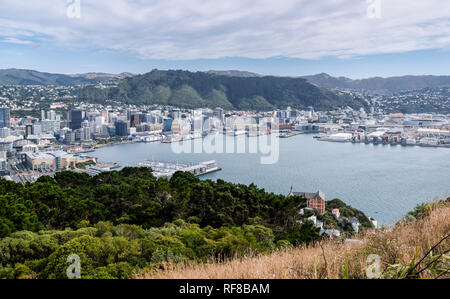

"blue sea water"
[91,134,450,225]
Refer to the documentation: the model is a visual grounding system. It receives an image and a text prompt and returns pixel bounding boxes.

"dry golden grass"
[140,202,450,279]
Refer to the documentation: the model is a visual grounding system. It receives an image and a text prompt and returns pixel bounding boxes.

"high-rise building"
[25,125,33,138]
[0,127,10,138]
[214,108,224,123]
[171,109,181,120]
[41,120,61,134]
[0,107,11,128]
[82,127,91,141]
[163,118,173,132]
[101,111,109,124]
[115,121,129,137]
[65,131,76,144]
[70,110,83,130]
[131,113,144,127]
[32,123,42,135]
[47,110,57,121]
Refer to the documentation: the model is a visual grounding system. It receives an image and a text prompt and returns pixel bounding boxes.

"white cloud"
[0,37,33,45]
[0,0,449,60]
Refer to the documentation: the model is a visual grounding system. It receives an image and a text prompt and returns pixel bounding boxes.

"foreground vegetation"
[143,200,450,279]
[0,168,372,279]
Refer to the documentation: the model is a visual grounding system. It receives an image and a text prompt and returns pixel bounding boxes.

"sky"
[0,0,449,79]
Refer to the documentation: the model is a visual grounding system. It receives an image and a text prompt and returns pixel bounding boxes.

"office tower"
[214,107,224,123]
[0,127,10,138]
[32,123,42,135]
[47,110,57,121]
[70,110,83,130]
[171,109,181,120]
[0,107,11,128]
[25,125,33,138]
[115,121,129,137]
[41,120,61,134]
[163,118,173,132]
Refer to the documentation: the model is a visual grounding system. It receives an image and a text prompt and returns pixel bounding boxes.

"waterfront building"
[85,165,111,176]
[214,108,225,123]
[327,133,353,142]
[163,118,173,133]
[21,152,56,170]
[131,113,144,127]
[107,125,116,137]
[115,121,129,137]
[171,109,182,120]
[21,151,96,171]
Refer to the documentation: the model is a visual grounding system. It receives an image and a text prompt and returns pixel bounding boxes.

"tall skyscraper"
[0,107,11,128]
[115,121,129,137]
[25,125,33,138]
[163,118,173,132]
[70,110,83,130]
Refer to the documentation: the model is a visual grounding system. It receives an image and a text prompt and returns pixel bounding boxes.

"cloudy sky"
[0,0,449,78]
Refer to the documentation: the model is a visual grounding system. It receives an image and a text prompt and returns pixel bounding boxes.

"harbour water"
[90,134,450,226]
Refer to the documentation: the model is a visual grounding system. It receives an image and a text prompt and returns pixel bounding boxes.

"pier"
[139,160,222,178]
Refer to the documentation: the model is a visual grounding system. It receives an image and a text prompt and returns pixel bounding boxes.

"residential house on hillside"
[288,187,326,214]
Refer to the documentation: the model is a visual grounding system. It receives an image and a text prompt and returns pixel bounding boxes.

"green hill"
[0,69,133,86]
[301,73,450,95]
[78,70,366,111]
[0,69,96,86]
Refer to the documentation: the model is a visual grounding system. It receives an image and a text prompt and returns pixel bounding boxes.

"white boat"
[233,130,246,136]
[406,138,416,145]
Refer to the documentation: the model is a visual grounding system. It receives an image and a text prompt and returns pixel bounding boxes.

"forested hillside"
[0,69,96,86]
[0,69,132,86]
[0,168,372,279]
[302,73,450,94]
[77,70,366,111]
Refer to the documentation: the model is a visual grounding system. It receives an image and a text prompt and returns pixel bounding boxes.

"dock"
[278,131,304,138]
[138,160,221,178]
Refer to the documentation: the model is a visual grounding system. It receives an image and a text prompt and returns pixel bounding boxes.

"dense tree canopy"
[0,168,372,279]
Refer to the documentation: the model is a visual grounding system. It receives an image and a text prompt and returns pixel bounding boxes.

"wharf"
[139,160,221,178]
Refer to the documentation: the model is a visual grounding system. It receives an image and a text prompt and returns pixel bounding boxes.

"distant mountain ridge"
[301,73,450,94]
[68,72,135,80]
[0,69,134,86]
[207,70,262,78]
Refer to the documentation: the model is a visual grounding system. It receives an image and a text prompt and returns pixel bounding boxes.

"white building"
[328,133,353,142]
[332,208,340,219]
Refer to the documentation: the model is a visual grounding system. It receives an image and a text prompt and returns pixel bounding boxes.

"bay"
[90,134,450,226]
